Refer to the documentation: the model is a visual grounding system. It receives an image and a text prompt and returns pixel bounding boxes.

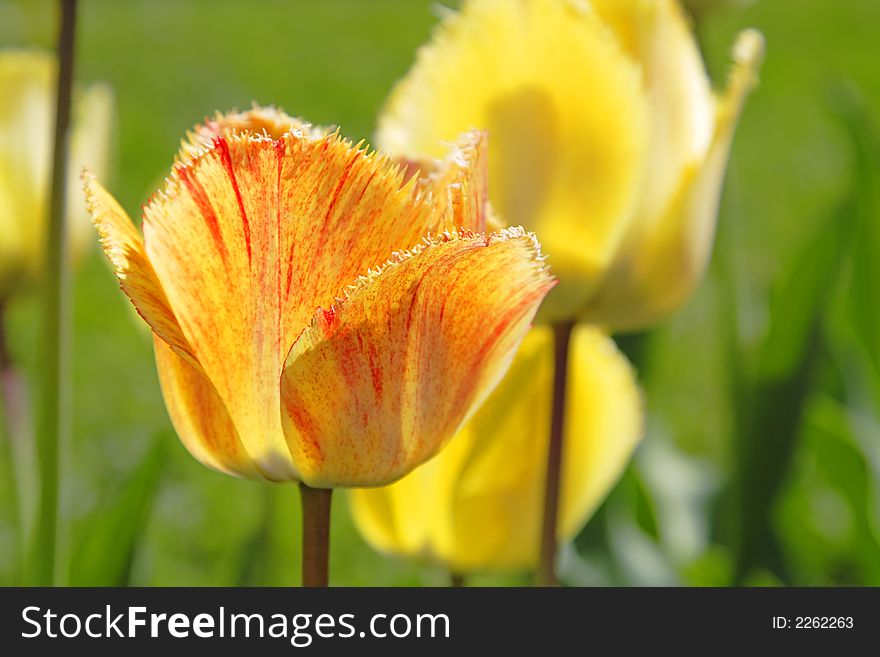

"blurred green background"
[1,0,879,586]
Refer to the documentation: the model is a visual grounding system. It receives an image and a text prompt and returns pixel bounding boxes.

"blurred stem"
[536,320,574,587]
[299,483,332,587]
[450,572,465,588]
[30,0,77,586]
[0,303,24,577]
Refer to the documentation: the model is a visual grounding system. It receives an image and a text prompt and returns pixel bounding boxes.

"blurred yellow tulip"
[0,49,112,300]
[350,325,642,572]
[84,107,554,488]
[377,0,764,330]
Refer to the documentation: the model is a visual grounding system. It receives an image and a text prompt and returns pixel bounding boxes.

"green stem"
[0,304,23,578]
[299,483,332,587]
[30,0,77,586]
[450,572,465,588]
[536,320,574,587]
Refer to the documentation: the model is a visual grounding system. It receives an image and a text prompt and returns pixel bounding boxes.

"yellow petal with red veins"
[281,228,554,489]
[350,325,642,572]
[178,105,331,161]
[83,170,197,367]
[141,130,491,480]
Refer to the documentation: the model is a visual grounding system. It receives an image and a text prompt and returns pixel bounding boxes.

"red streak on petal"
[454,283,552,413]
[326,161,352,220]
[177,164,228,265]
[321,307,337,330]
[320,152,359,246]
[370,360,383,398]
[284,394,323,462]
[354,169,378,206]
[284,242,297,298]
[276,141,299,302]
[404,269,432,332]
[276,139,286,356]
[214,137,252,261]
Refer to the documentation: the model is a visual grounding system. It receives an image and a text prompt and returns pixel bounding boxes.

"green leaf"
[68,434,167,586]
[726,84,872,584]
[831,85,880,399]
[776,392,880,584]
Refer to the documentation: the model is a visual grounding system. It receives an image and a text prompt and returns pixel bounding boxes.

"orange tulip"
[84,107,553,488]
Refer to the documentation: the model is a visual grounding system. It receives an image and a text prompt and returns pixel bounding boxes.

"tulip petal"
[0,51,51,295]
[591,0,715,217]
[397,130,491,233]
[141,130,490,479]
[83,171,197,367]
[153,336,263,478]
[583,29,764,329]
[1,50,111,295]
[68,83,114,260]
[178,105,331,161]
[0,51,52,248]
[376,0,651,321]
[351,325,642,572]
[281,227,554,488]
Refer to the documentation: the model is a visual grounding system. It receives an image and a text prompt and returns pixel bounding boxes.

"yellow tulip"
[376,0,764,329]
[0,49,112,300]
[83,106,554,488]
[350,325,642,572]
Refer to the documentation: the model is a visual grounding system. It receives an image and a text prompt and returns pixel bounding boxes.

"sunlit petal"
[397,129,491,233]
[141,129,491,478]
[377,0,651,321]
[282,228,554,488]
[178,105,331,161]
[591,0,714,218]
[584,29,765,328]
[154,336,264,479]
[83,170,197,367]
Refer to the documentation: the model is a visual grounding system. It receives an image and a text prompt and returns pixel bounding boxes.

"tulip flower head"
[84,107,553,488]
[376,0,764,329]
[351,325,642,572]
[0,49,112,301]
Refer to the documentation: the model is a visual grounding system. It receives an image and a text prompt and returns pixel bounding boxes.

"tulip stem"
[450,572,465,588]
[299,483,332,587]
[0,304,25,577]
[30,0,78,586]
[536,320,574,587]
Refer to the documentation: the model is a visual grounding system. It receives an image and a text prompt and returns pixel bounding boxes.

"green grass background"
[1,0,879,586]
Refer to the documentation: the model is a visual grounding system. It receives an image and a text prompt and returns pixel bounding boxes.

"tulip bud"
[0,49,113,300]
[376,0,764,330]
